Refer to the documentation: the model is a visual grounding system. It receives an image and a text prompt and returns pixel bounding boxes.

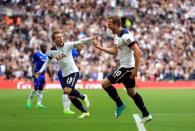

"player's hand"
[91,39,98,47]
[92,35,101,41]
[35,72,41,78]
[32,73,35,80]
[93,41,102,49]
[130,68,138,79]
[91,36,102,48]
[75,45,83,52]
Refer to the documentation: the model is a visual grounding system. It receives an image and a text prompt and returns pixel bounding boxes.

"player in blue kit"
[25,43,48,109]
[58,47,81,115]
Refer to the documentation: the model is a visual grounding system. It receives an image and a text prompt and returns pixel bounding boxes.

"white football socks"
[28,89,36,101]
[37,90,43,105]
[62,94,71,111]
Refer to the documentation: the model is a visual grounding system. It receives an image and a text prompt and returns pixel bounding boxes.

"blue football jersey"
[32,51,48,74]
[71,48,79,60]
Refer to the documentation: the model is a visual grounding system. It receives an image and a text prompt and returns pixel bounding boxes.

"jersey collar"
[39,51,45,55]
[117,28,127,37]
[56,42,64,49]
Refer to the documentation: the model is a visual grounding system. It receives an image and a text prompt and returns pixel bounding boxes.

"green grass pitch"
[0,89,195,131]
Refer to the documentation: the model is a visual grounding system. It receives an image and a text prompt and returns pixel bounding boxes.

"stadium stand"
[0,0,194,81]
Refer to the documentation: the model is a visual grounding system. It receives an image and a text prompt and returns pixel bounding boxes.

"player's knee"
[39,88,43,91]
[101,79,111,89]
[37,90,43,94]
[127,91,136,97]
[102,82,110,89]
[101,82,107,89]
[127,89,136,97]
[64,88,72,94]
[68,95,75,100]
[34,87,38,91]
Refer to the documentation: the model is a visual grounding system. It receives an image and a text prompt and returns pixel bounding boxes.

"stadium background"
[0,0,194,82]
[0,0,195,131]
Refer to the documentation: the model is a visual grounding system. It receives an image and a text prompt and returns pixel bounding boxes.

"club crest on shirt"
[55,53,67,60]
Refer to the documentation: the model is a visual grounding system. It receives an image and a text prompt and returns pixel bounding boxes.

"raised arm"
[74,38,93,46]
[65,36,99,51]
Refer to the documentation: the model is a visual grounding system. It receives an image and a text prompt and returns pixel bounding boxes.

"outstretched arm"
[74,38,93,46]
[93,40,118,55]
[73,36,100,47]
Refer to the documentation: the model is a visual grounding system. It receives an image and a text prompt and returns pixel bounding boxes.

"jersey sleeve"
[122,33,136,47]
[46,50,53,59]
[65,42,75,51]
[38,57,49,73]
[71,38,92,47]
[46,46,57,59]
[64,38,92,52]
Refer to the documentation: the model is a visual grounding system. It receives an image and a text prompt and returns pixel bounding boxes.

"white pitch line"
[150,114,195,116]
[133,114,147,131]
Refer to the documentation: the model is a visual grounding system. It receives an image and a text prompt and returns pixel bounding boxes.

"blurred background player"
[35,31,96,118]
[58,47,82,115]
[25,43,48,109]
[93,16,152,123]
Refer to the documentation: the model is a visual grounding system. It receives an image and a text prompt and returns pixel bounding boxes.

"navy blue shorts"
[60,72,79,89]
[107,67,135,89]
[33,74,45,91]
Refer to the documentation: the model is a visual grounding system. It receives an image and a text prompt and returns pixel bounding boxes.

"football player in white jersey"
[93,16,152,123]
[35,30,97,118]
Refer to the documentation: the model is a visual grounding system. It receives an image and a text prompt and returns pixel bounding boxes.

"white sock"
[28,89,36,101]
[37,90,43,105]
[62,94,71,111]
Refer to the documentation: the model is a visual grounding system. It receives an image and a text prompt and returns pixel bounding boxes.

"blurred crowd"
[0,0,194,81]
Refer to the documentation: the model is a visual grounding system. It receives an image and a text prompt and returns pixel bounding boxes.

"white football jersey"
[45,38,91,77]
[47,42,78,77]
[114,29,136,68]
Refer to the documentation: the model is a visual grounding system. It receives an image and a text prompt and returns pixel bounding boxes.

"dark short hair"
[52,30,61,41]
[40,42,47,47]
[107,16,122,25]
